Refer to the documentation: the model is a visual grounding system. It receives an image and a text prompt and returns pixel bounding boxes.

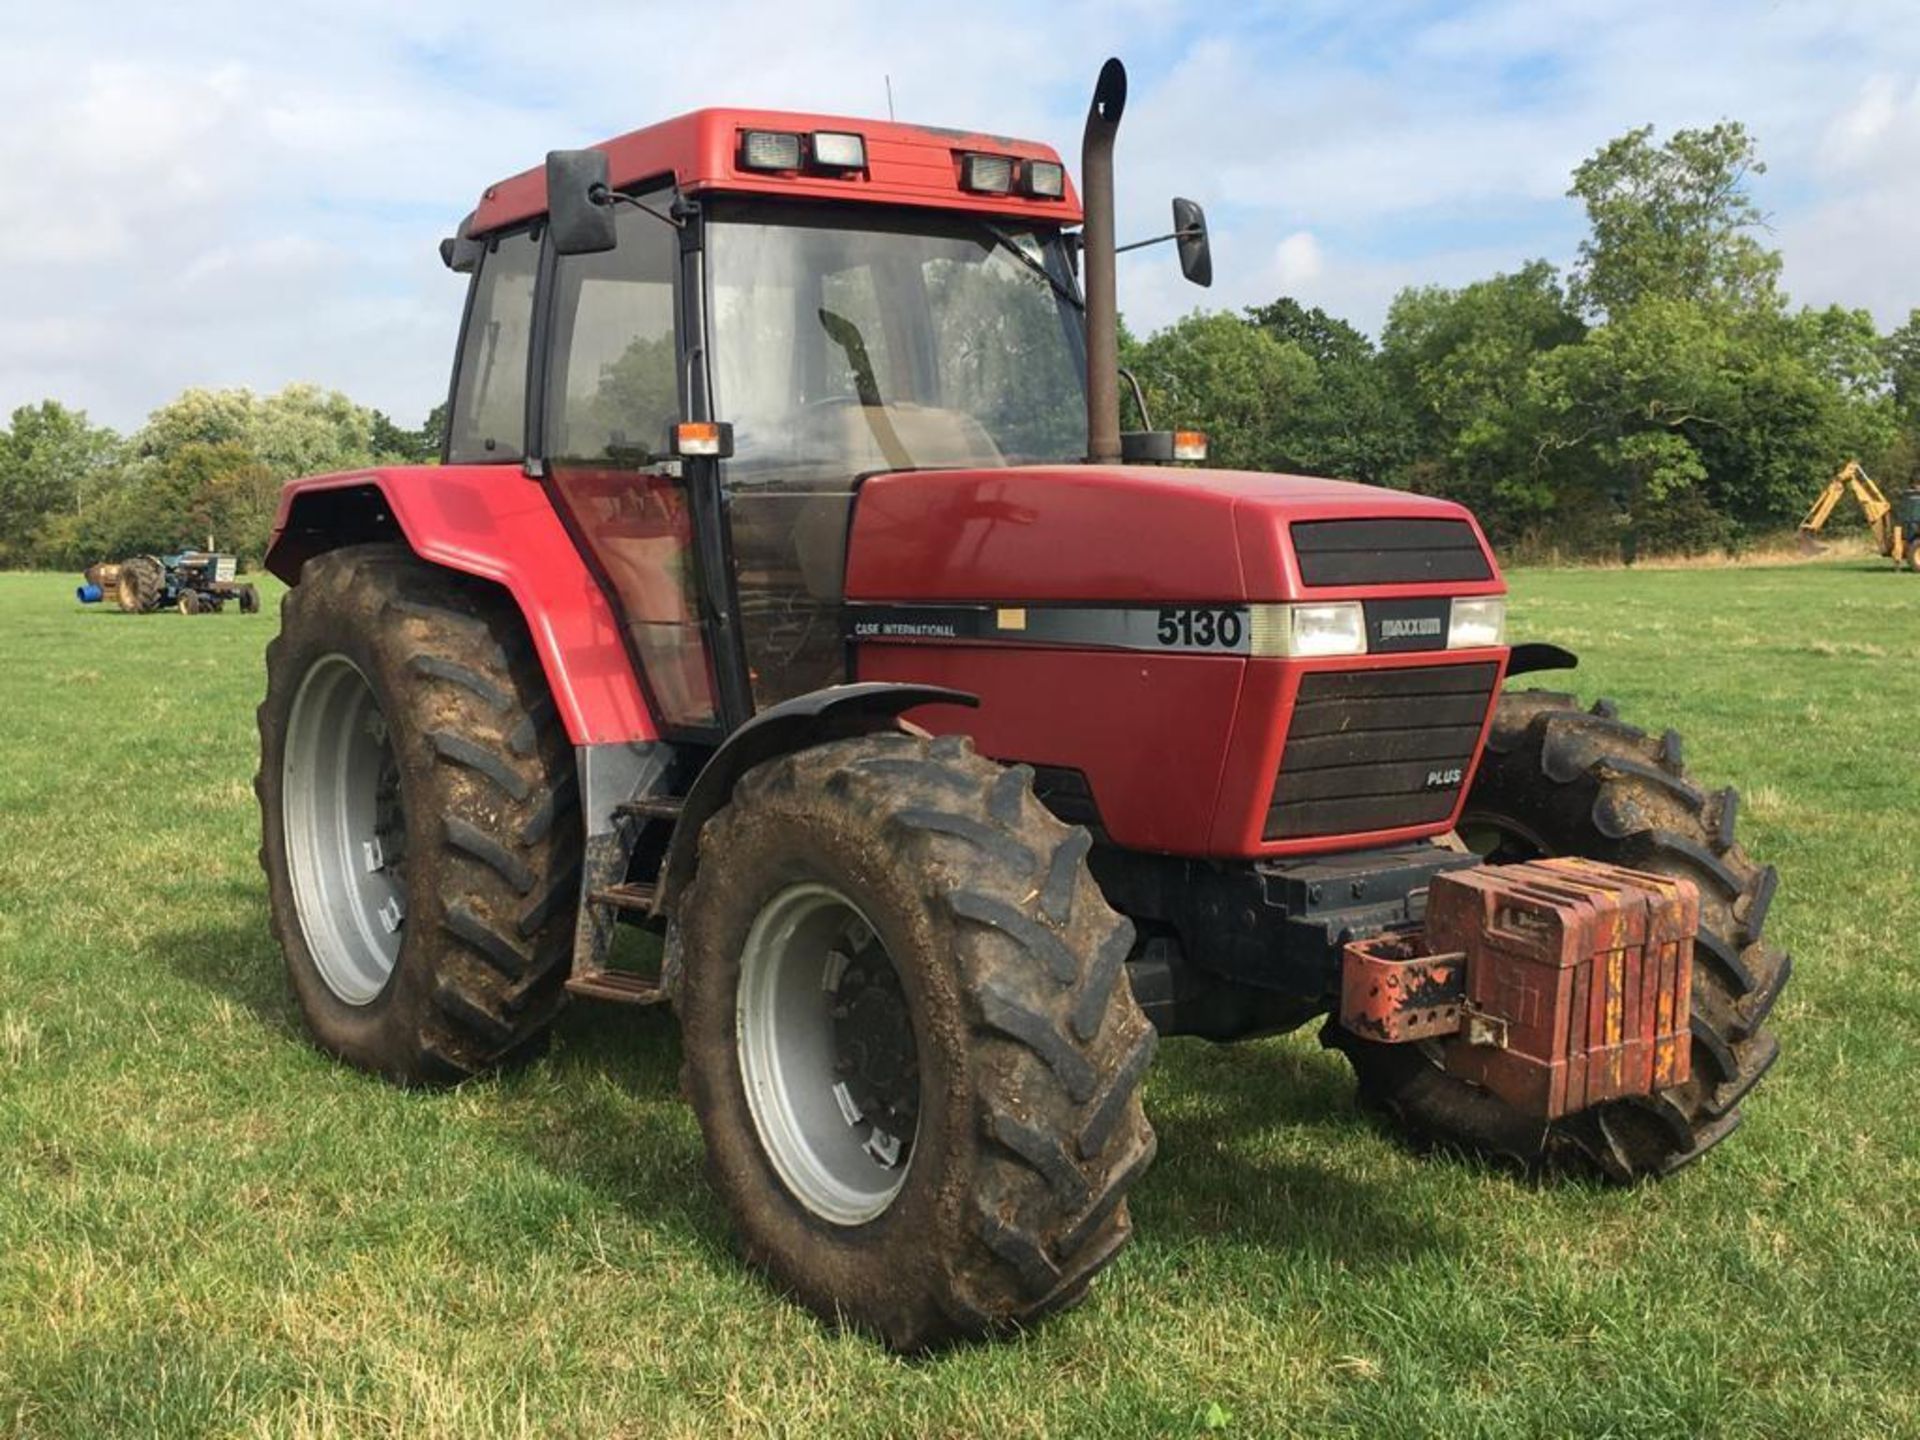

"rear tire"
[117,555,163,613]
[1328,691,1788,1180]
[257,544,581,1084]
[676,733,1156,1350]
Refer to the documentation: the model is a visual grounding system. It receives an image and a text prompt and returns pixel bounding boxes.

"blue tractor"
[78,552,260,615]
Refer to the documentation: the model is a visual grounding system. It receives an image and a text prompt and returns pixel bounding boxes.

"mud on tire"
[257,544,581,1084]
[1328,690,1788,1181]
[117,554,164,613]
[676,732,1156,1351]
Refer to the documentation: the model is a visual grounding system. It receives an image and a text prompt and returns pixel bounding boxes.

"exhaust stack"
[1081,58,1126,464]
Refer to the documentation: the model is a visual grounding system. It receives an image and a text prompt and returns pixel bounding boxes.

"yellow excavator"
[1799,460,1920,571]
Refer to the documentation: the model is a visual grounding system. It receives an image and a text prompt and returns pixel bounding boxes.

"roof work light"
[740,130,804,171]
[811,131,867,169]
[959,153,1015,193]
[1022,159,1066,198]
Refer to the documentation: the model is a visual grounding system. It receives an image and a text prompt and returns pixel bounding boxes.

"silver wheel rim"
[283,654,408,1005]
[736,883,920,1226]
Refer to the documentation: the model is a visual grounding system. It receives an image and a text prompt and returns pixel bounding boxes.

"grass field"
[2,560,1917,1438]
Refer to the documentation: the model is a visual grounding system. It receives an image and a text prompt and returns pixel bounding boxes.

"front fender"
[655,682,978,911]
[1506,642,1579,678]
[267,467,654,744]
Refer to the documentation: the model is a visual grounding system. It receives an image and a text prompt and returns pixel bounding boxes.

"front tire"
[1328,690,1788,1180]
[677,733,1156,1350]
[257,545,581,1084]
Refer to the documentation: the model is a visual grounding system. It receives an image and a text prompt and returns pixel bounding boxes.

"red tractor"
[258,60,1786,1349]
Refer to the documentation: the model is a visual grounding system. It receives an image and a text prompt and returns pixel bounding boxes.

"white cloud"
[0,0,1915,430]
[1782,70,1920,322]
[1271,231,1325,291]
[1822,73,1911,161]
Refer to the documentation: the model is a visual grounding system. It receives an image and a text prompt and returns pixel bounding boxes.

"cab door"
[538,187,736,740]
[709,208,933,713]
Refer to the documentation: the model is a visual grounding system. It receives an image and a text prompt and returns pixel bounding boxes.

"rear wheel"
[257,545,581,1084]
[677,733,1156,1350]
[1328,691,1788,1180]
[117,555,164,613]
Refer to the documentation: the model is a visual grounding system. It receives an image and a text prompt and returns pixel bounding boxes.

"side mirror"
[438,213,484,274]
[1173,198,1212,288]
[546,149,618,256]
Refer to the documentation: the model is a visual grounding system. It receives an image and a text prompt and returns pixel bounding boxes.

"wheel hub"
[736,884,921,1225]
[826,942,919,1170]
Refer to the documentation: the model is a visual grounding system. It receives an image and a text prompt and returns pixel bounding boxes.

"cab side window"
[545,189,680,461]
[447,228,540,463]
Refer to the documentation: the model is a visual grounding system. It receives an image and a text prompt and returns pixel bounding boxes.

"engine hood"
[843,464,1503,603]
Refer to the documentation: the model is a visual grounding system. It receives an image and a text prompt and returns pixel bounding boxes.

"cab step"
[565,969,668,1005]
[615,795,685,822]
[589,881,658,913]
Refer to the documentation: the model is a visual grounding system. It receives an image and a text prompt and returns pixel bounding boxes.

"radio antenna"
[885,74,896,121]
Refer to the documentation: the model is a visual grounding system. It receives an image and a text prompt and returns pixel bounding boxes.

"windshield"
[706,201,1087,478]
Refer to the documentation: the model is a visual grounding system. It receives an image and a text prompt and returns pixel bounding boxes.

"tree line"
[1123,120,1919,558]
[2,120,1917,571]
[0,386,445,571]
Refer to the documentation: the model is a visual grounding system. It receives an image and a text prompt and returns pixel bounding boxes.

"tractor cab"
[439,109,1108,739]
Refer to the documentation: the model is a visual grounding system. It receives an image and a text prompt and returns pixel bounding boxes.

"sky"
[2,0,1916,433]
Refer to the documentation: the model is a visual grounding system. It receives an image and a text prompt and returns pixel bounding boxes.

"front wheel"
[1328,690,1788,1180]
[676,733,1156,1350]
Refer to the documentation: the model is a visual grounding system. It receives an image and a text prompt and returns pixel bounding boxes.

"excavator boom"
[1799,477,1846,532]
[1800,460,1916,569]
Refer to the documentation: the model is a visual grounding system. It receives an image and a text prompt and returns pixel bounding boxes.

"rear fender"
[267,467,654,744]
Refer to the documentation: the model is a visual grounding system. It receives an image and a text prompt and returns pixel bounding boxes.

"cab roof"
[470,107,1081,236]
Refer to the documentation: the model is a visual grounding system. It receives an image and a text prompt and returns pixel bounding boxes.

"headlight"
[1250,602,1366,657]
[1448,597,1507,649]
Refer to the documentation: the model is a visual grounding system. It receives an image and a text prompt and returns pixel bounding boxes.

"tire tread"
[1339,690,1786,1181]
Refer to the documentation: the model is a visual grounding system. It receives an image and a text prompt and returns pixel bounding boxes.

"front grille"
[1265,662,1499,840]
[1291,518,1491,587]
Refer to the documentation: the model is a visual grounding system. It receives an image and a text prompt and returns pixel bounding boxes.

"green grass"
[1,560,1917,1438]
